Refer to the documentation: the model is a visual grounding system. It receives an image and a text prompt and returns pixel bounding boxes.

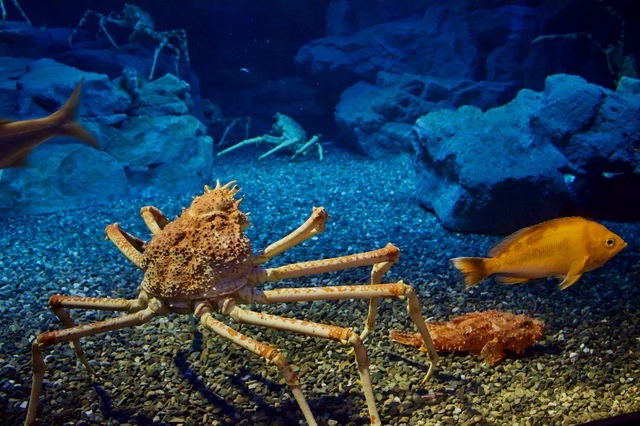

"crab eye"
[605,238,615,248]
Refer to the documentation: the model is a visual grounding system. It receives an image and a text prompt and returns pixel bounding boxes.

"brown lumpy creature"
[141,182,254,299]
[390,310,545,365]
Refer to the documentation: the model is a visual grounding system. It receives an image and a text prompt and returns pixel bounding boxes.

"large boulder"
[16,58,130,123]
[413,74,640,234]
[295,1,577,99]
[0,144,128,217]
[104,114,212,193]
[295,9,478,97]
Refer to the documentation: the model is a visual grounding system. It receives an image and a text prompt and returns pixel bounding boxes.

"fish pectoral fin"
[558,256,588,290]
[559,273,582,290]
[480,338,505,366]
[495,275,531,284]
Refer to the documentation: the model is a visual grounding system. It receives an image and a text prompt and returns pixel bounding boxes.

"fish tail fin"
[450,257,490,288]
[389,330,423,348]
[53,78,102,150]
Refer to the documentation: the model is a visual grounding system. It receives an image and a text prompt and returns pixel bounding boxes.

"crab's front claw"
[105,223,146,268]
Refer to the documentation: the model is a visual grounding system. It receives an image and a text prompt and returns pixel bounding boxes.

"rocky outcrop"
[412,74,640,234]
[335,72,518,158]
[0,58,212,218]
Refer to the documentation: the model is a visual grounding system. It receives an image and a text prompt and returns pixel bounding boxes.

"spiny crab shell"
[140,181,254,299]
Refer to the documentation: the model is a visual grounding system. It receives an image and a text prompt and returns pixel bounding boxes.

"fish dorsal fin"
[487,217,585,257]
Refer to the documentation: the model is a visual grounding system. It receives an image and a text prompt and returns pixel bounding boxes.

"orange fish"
[450,217,627,290]
[0,78,100,169]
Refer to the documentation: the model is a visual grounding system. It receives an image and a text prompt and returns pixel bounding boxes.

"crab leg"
[315,142,324,161]
[2,0,31,26]
[140,206,170,235]
[194,302,318,426]
[252,207,329,264]
[252,281,439,383]
[149,37,168,79]
[359,258,398,342]
[26,303,161,426]
[258,137,300,161]
[216,136,264,156]
[260,243,399,282]
[105,223,146,268]
[98,16,121,49]
[220,300,381,426]
[44,294,148,376]
[258,244,400,341]
[291,134,321,159]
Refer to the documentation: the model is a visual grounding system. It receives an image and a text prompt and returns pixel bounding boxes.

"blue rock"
[0,57,213,217]
[413,74,640,233]
[335,71,517,159]
[136,74,194,117]
[16,58,130,120]
[106,114,212,194]
[0,144,128,217]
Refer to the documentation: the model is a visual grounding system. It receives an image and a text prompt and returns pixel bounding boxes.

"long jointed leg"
[256,281,439,383]
[360,257,398,342]
[252,206,329,265]
[25,304,160,426]
[194,302,318,426]
[222,302,382,426]
[262,243,400,282]
[257,135,300,161]
[46,295,147,378]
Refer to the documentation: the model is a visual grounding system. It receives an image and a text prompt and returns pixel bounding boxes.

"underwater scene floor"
[1,150,639,425]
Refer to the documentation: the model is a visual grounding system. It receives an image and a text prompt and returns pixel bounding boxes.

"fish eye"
[522,320,532,328]
[605,238,615,248]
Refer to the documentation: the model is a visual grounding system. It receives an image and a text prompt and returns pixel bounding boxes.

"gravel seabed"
[1,149,639,426]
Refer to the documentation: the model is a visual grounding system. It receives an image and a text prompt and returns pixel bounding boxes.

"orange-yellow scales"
[450,217,627,290]
[141,182,254,299]
[390,311,546,365]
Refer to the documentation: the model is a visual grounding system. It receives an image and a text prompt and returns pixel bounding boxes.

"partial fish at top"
[0,78,101,169]
[450,217,627,290]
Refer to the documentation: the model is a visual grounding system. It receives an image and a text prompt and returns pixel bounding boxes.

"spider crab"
[216,113,323,161]
[1,0,31,26]
[69,4,189,80]
[25,181,439,426]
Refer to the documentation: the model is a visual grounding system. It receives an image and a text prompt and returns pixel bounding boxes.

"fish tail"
[450,257,490,287]
[53,78,102,150]
[389,330,423,347]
